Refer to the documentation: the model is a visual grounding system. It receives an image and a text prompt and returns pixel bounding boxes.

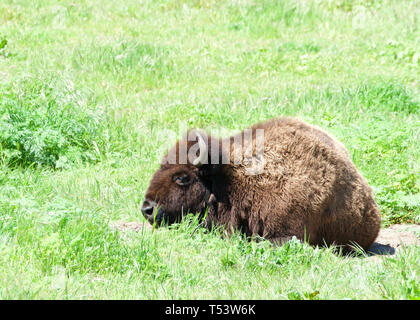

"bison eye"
[173,173,191,186]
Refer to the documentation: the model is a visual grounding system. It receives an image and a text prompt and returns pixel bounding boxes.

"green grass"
[0,0,419,299]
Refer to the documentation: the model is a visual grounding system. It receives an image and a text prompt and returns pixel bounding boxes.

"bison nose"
[141,200,156,217]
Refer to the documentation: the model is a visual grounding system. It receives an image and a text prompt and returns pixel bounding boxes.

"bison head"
[141,130,222,226]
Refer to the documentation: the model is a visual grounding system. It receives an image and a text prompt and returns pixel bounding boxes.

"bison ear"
[198,163,222,177]
[188,130,222,177]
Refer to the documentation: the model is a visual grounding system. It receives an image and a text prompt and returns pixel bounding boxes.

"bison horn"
[192,131,208,167]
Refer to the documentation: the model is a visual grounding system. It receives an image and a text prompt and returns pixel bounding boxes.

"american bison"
[142,117,381,252]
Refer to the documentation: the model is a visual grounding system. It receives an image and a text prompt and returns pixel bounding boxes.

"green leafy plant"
[0,36,10,57]
[0,76,105,169]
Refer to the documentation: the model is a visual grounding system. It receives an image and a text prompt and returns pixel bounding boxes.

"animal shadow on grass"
[367,242,395,256]
[335,224,420,258]
[328,241,395,258]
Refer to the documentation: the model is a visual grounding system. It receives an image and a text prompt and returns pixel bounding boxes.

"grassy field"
[0,0,419,299]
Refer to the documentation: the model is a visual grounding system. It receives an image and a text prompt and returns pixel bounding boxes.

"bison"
[141,117,381,252]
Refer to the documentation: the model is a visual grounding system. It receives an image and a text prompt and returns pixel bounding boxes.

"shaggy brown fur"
[142,117,381,251]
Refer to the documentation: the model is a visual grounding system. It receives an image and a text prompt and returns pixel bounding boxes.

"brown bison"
[142,117,381,252]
